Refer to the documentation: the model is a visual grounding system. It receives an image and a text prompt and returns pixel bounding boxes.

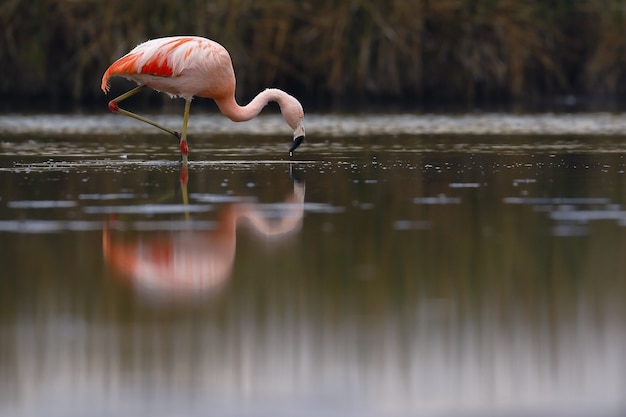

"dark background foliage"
[3,0,626,111]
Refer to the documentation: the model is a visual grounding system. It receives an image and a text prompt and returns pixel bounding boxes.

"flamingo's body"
[101,36,305,164]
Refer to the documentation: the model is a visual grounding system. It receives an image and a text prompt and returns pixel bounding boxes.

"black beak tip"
[289,135,305,157]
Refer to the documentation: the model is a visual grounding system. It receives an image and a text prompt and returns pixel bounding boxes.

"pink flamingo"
[101,36,306,165]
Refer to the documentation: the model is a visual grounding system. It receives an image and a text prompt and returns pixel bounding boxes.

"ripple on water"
[503,196,626,236]
[0,220,102,233]
[7,200,77,209]
[4,113,626,137]
[83,204,212,215]
[413,196,462,205]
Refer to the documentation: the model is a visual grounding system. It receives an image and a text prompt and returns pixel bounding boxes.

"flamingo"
[101,36,306,165]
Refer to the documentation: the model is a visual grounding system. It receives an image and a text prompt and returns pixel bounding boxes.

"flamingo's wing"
[101,37,205,93]
[101,36,234,100]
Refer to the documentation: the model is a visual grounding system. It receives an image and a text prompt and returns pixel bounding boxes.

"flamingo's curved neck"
[215,88,300,128]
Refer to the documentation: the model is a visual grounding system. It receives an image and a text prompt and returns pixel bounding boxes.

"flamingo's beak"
[289,135,305,157]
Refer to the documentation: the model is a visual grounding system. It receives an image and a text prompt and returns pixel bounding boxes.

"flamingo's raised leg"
[107,85,182,140]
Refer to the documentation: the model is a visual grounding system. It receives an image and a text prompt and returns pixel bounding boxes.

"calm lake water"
[1,113,626,416]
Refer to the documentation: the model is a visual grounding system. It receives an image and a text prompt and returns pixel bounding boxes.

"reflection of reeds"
[2,0,626,108]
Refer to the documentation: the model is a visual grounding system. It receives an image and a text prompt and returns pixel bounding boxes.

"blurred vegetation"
[3,0,626,110]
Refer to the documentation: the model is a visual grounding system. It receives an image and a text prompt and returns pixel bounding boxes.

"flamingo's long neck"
[215,88,299,128]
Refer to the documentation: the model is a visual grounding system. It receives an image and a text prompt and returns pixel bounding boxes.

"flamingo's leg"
[108,85,181,139]
[179,99,191,166]
[180,165,190,220]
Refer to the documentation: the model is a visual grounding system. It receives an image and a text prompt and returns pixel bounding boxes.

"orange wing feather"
[137,37,192,78]
[101,38,196,93]
[101,53,138,92]
[139,56,174,78]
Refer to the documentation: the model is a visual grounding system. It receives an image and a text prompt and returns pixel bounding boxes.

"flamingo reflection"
[103,170,305,300]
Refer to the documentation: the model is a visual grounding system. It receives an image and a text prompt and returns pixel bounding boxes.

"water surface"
[1,114,625,416]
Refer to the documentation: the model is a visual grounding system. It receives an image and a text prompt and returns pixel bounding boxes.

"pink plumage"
[102,36,305,164]
[102,37,234,100]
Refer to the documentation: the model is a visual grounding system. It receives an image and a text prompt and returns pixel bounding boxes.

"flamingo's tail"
[101,53,141,93]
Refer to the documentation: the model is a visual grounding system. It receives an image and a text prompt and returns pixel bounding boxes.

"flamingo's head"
[278,92,305,157]
[289,120,305,156]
